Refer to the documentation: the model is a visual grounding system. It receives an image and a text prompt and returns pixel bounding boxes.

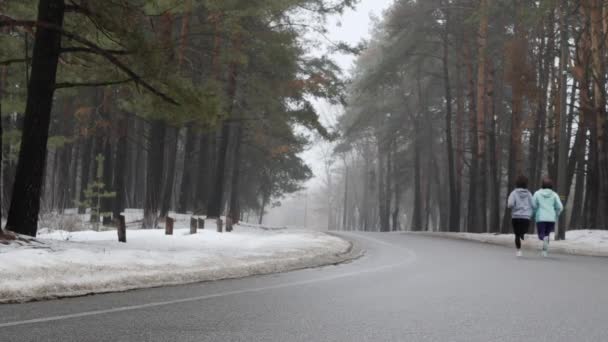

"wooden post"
[117,215,126,243]
[217,218,223,233]
[190,217,197,234]
[197,218,205,230]
[166,216,174,235]
[226,217,233,232]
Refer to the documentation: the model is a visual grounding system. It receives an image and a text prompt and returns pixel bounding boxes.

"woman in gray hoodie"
[507,175,534,257]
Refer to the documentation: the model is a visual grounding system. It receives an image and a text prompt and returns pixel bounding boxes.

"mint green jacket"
[532,189,563,223]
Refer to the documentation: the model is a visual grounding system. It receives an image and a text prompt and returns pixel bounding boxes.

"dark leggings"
[512,219,530,249]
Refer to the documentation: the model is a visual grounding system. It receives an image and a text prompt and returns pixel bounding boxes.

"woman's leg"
[537,222,554,256]
[544,222,555,253]
[512,219,522,249]
[537,222,547,241]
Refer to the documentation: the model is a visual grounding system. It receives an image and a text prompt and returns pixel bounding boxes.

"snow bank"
[0,223,353,303]
[410,230,608,257]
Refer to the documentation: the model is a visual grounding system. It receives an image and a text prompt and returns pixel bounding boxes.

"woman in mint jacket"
[532,177,564,257]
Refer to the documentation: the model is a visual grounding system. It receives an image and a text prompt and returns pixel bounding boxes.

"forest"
[2,0,608,240]
[318,0,608,237]
[0,0,356,237]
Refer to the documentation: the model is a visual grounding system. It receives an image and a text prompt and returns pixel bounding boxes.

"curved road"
[1,233,607,341]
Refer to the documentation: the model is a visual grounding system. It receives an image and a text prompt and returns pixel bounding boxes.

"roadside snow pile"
[237,222,287,231]
[413,230,608,257]
[0,224,352,303]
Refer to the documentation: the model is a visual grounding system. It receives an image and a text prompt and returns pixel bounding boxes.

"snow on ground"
[412,230,608,257]
[0,220,353,303]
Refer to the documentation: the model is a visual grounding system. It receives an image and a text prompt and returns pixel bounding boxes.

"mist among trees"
[308,0,607,236]
[0,0,356,237]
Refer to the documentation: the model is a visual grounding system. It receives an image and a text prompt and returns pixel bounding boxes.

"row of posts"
[115,215,235,243]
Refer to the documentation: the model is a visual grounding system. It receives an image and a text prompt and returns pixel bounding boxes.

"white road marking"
[0,233,417,329]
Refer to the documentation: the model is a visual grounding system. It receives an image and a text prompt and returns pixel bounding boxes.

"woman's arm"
[554,192,564,216]
[507,191,515,209]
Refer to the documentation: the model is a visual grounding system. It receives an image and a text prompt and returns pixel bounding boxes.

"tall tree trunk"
[195,133,211,214]
[0,65,4,224]
[101,137,113,225]
[228,124,243,225]
[442,11,458,232]
[455,53,465,232]
[207,122,231,218]
[391,147,400,232]
[475,0,489,233]
[178,125,196,213]
[131,117,146,208]
[113,112,128,219]
[377,138,389,232]
[78,135,93,213]
[503,3,526,233]
[465,40,480,233]
[361,146,371,231]
[6,0,65,236]
[556,2,570,239]
[160,126,178,219]
[342,156,348,230]
[143,120,166,228]
[588,0,608,227]
[68,143,79,209]
[206,34,241,219]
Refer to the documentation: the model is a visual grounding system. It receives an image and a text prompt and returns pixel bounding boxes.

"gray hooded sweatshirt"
[507,188,534,219]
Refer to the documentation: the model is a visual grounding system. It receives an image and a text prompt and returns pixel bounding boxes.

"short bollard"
[165,217,174,235]
[190,217,197,234]
[117,215,126,243]
[198,218,205,230]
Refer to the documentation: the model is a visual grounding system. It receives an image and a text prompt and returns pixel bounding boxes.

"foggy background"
[265,0,393,229]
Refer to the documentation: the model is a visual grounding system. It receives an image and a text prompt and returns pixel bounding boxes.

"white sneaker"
[542,250,548,257]
[516,250,522,257]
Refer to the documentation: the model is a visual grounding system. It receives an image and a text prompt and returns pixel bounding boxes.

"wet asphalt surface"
[1,232,607,342]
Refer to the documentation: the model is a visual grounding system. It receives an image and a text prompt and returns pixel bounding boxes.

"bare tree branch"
[55,78,133,89]
[61,47,131,55]
[0,58,31,66]
[0,16,179,105]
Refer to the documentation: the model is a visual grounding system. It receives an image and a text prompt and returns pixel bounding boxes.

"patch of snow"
[0,221,352,303]
[413,230,608,257]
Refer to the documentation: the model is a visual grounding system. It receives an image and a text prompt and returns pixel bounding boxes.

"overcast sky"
[326,0,393,72]
[302,0,394,187]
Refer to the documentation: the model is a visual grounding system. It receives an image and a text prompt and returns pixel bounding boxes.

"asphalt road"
[1,233,607,342]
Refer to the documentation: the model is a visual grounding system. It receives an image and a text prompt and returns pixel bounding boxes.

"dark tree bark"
[112,112,128,219]
[133,118,147,208]
[207,123,230,218]
[5,0,65,236]
[178,125,196,213]
[360,144,371,231]
[194,133,212,214]
[143,120,166,228]
[0,66,4,223]
[465,40,480,233]
[487,63,500,233]
[58,145,72,212]
[101,136,113,225]
[207,31,241,219]
[160,126,178,219]
[411,119,423,231]
[342,156,348,231]
[442,10,459,232]
[78,135,93,213]
[377,138,389,232]
[68,142,79,209]
[228,124,243,226]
